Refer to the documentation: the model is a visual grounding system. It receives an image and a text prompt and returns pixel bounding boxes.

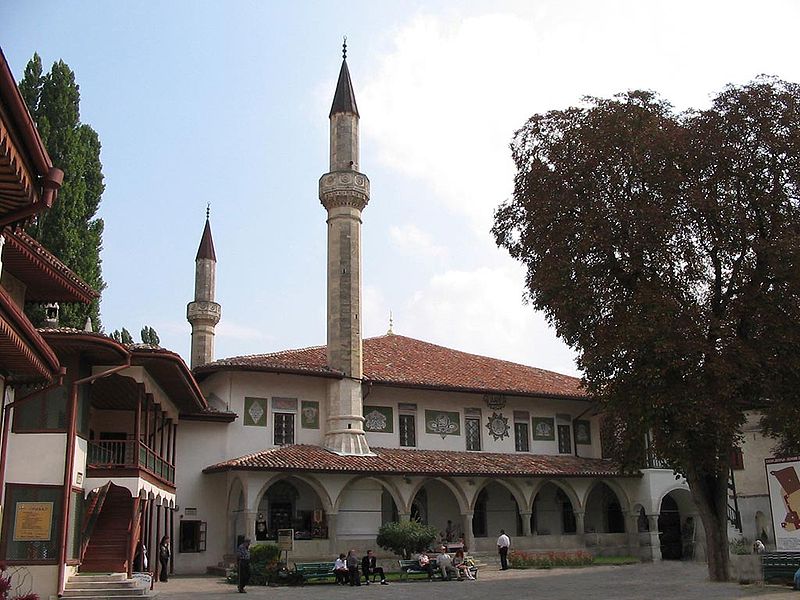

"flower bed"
[508,550,594,569]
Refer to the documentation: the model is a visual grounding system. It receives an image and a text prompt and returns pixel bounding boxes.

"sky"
[2,0,800,377]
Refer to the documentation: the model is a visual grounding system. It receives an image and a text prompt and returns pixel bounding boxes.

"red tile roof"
[203,445,628,478]
[196,334,585,399]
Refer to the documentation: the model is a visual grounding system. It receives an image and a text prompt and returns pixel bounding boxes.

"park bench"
[293,561,337,585]
[399,559,439,580]
[762,552,800,584]
[398,557,478,581]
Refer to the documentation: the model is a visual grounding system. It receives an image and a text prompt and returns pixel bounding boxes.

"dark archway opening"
[659,494,682,559]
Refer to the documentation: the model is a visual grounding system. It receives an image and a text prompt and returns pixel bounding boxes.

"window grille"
[465,417,481,451]
[558,424,572,454]
[514,422,529,452]
[399,414,416,447]
[273,413,295,445]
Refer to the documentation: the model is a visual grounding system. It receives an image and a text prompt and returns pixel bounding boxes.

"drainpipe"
[0,368,66,506]
[58,358,131,597]
[572,404,595,458]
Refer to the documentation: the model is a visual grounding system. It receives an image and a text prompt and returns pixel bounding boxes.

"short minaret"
[187,209,221,369]
[318,40,372,455]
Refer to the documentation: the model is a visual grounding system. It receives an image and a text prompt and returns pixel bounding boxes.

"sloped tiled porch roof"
[203,445,633,478]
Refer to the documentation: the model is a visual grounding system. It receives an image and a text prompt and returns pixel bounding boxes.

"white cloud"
[216,320,270,343]
[389,223,448,260]
[375,264,580,376]
[361,3,800,235]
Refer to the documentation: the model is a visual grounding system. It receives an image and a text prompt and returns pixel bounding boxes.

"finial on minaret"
[342,36,347,60]
[387,310,394,335]
[206,202,210,220]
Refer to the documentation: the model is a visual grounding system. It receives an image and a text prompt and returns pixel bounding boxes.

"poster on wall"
[532,417,555,441]
[364,406,393,433]
[765,456,800,550]
[244,397,267,427]
[575,420,592,445]
[301,401,320,429]
[13,502,53,541]
[425,410,460,438]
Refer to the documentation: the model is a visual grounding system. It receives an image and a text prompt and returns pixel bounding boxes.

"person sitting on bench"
[437,546,458,581]
[416,552,436,580]
[362,549,388,585]
[334,553,348,585]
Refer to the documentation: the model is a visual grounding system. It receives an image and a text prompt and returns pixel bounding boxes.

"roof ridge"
[210,343,327,364]
[365,334,580,381]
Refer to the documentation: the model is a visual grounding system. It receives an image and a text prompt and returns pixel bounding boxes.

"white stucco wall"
[5,432,66,485]
[337,479,382,539]
[173,419,232,574]
[737,411,776,496]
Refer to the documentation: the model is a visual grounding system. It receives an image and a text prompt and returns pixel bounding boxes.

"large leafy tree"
[493,78,800,581]
[19,53,105,329]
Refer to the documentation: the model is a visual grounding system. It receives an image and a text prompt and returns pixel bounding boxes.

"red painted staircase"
[80,485,133,573]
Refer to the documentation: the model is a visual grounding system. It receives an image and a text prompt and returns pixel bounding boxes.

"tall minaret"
[187,208,221,369]
[318,40,372,455]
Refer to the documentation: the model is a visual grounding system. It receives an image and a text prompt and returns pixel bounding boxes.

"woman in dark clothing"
[158,535,170,582]
[346,549,361,586]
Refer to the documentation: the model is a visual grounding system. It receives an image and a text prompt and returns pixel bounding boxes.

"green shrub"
[226,543,282,586]
[729,537,751,555]
[376,521,438,559]
[508,550,594,569]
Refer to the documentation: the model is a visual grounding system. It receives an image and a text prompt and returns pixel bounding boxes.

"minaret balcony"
[319,171,370,211]
[187,300,221,324]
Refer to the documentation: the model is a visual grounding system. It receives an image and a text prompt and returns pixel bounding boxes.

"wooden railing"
[80,482,111,561]
[87,440,175,485]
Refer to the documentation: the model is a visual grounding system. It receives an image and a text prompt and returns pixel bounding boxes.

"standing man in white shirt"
[496,529,511,570]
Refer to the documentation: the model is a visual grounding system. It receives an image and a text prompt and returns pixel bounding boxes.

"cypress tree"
[19,53,105,329]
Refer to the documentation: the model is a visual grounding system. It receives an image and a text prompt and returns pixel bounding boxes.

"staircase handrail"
[80,481,111,561]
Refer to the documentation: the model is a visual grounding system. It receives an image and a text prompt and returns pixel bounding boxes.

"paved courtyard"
[153,562,795,600]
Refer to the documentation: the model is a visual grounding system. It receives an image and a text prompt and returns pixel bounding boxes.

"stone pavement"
[153,562,797,600]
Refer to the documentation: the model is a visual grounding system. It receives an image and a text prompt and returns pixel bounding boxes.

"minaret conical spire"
[196,207,217,261]
[329,38,359,118]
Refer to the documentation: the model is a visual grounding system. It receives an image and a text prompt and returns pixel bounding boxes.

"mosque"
[0,45,772,599]
[171,48,700,574]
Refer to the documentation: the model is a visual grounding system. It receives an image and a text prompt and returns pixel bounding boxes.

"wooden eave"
[0,48,58,226]
[0,286,60,382]
[39,329,129,365]
[129,347,208,414]
[2,229,98,303]
[179,411,238,423]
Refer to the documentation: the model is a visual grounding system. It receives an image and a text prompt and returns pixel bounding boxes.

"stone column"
[625,511,640,557]
[399,512,411,523]
[520,512,532,537]
[644,514,662,561]
[327,513,339,555]
[461,512,475,551]
[574,512,586,547]
[244,510,258,541]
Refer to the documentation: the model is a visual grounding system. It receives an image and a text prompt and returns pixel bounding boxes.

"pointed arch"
[333,475,406,514]
[407,477,469,514]
[253,473,333,514]
[581,479,631,514]
[528,478,581,513]
[469,478,527,513]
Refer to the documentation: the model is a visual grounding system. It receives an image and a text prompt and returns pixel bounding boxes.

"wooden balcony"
[87,440,175,487]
